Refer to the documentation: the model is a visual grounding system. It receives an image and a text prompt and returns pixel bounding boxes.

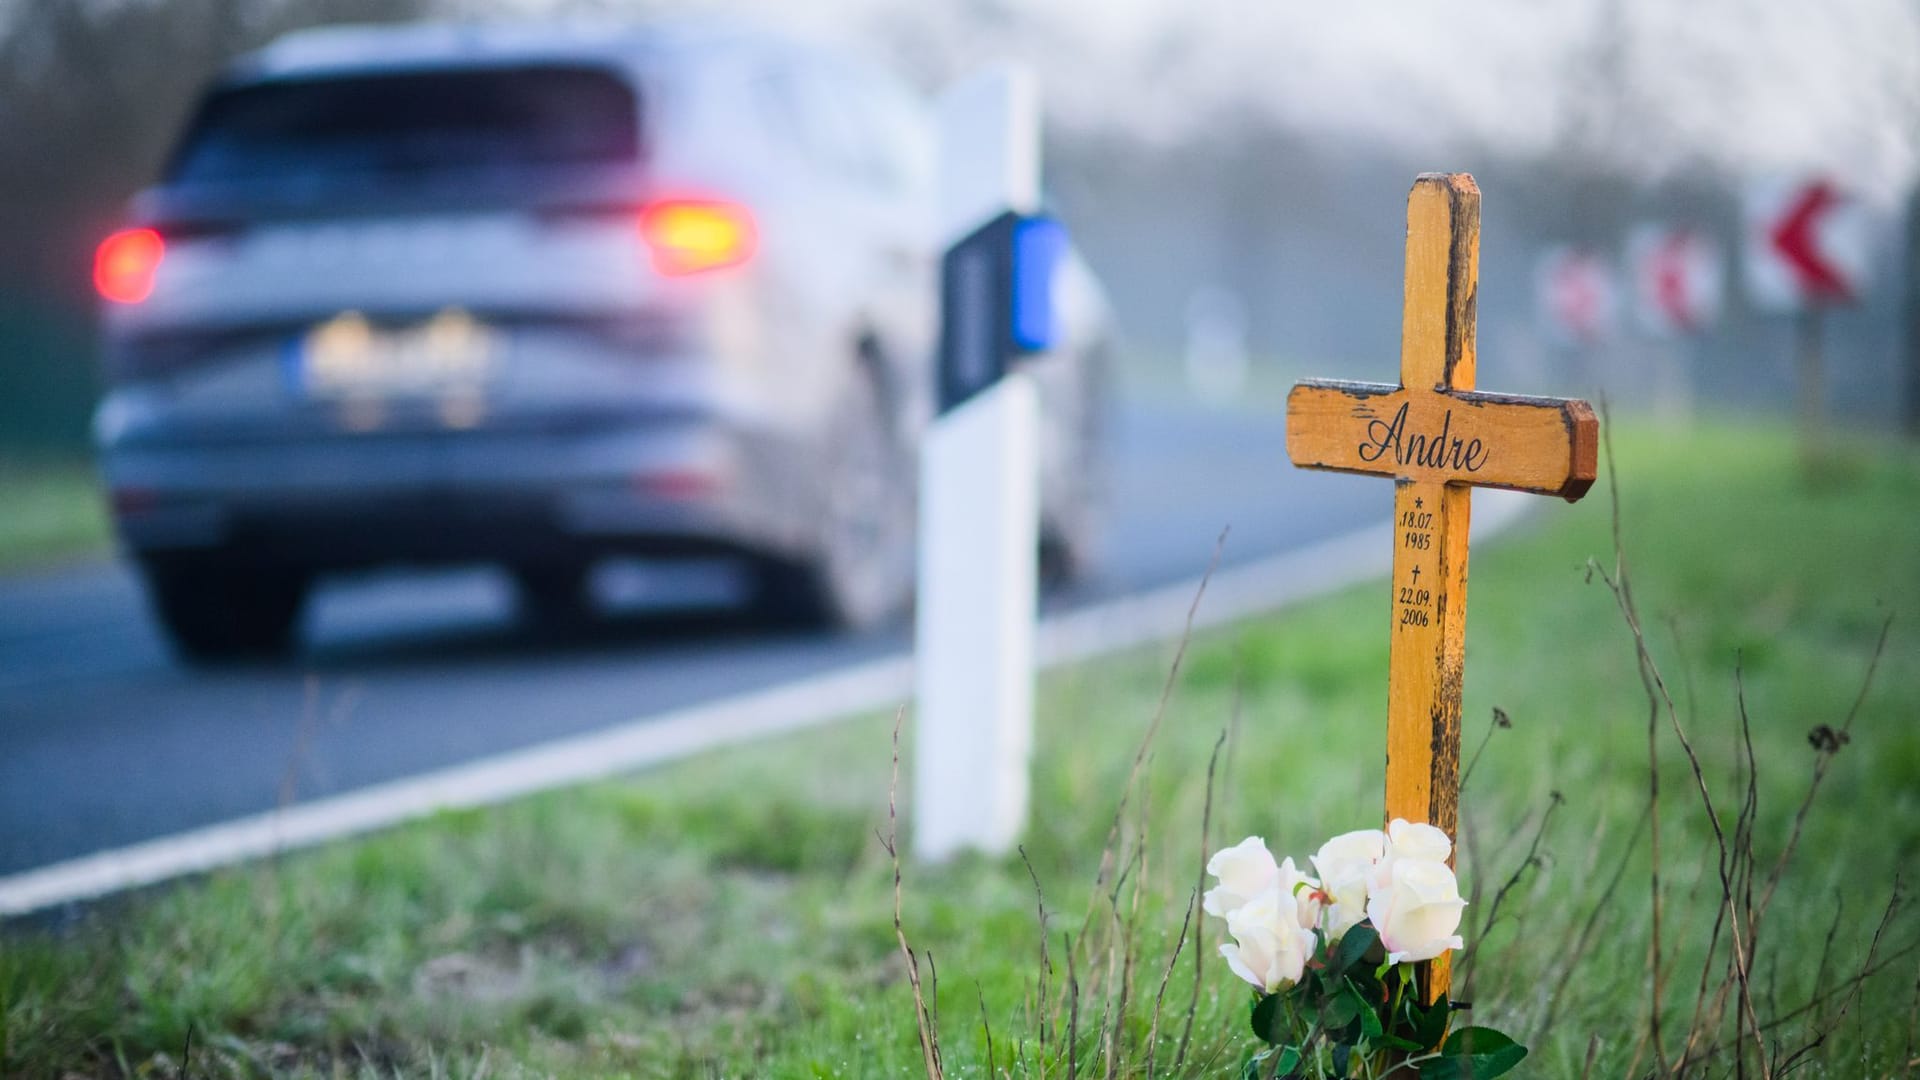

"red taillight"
[639,200,755,276]
[94,228,165,304]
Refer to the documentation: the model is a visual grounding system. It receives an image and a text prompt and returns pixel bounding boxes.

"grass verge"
[0,459,110,572]
[4,422,1917,1077]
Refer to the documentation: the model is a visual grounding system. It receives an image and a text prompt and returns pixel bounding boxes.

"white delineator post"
[913,67,1042,862]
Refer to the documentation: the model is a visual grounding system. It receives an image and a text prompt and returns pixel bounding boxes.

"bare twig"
[1904,946,1920,1073]
[1589,406,1675,1075]
[1145,888,1196,1080]
[1777,882,1902,1076]
[1096,843,1141,1079]
[1810,890,1845,1030]
[1535,804,1649,1041]
[1077,527,1226,966]
[978,983,996,1079]
[1697,934,1920,1055]
[1751,617,1890,949]
[1665,615,1899,1077]
[1222,651,1247,818]
[883,707,944,1080]
[1019,846,1053,1056]
[1177,729,1230,1071]
[1729,660,1768,1079]
[1066,933,1080,1080]
[1472,790,1564,953]
[1459,706,1512,796]
[1106,784,1151,1079]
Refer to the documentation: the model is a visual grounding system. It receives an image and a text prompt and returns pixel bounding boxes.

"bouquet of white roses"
[1204,820,1525,1079]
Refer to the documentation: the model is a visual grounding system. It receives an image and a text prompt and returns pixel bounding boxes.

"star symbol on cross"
[1415,497,1424,509]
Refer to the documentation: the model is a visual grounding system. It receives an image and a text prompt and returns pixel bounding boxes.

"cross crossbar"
[1286,381,1597,499]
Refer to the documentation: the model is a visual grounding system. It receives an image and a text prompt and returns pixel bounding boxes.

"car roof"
[224,17,771,84]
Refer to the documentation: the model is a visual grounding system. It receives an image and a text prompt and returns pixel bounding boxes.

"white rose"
[1366,857,1467,964]
[1276,856,1323,932]
[1204,836,1279,918]
[1219,886,1317,992]
[1310,828,1385,941]
[1368,818,1455,893]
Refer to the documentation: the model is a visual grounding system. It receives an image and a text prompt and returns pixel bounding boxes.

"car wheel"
[141,558,309,663]
[752,374,912,630]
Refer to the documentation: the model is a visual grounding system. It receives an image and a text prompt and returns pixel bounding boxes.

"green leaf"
[1324,987,1361,1029]
[1243,1045,1304,1079]
[1417,1026,1529,1079]
[1345,961,1384,999]
[1353,985,1385,1040]
[1411,998,1452,1050]
[1375,1033,1424,1052]
[1329,925,1380,978]
[1250,993,1288,1045]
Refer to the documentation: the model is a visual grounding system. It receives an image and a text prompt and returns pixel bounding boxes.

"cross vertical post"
[1285,173,1599,1007]
[1385,176,1478,838]
[1385,174,1479,1002]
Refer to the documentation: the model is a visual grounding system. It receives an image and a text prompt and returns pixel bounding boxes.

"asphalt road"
[0,402,1378,876]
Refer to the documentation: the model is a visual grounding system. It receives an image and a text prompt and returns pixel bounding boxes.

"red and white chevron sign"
[1628,225,1722,337]
[1535,245,1616,346]
[1742,176,1869,312]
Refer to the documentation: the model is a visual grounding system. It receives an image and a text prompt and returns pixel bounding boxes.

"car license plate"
[296,308,500,399]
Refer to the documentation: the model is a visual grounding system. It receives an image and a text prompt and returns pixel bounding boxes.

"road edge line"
[0,491,1530,917]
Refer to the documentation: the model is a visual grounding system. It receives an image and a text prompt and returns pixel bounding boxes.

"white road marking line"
[0,492,1528,917]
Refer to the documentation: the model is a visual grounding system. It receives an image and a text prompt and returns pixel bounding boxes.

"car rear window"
[168,65,641,186]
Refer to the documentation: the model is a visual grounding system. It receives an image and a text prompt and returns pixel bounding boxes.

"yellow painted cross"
[1285,173,1599,1002]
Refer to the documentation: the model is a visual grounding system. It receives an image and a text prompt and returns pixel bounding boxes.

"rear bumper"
[103,417,820,571]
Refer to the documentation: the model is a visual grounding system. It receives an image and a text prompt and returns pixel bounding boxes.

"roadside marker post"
[1742,175,1869,466]
[1286,173,1599,1003]
[1627,224,1724,420]
[913,67,1064,862]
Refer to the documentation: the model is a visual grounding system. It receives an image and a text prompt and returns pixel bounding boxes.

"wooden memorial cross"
[1285,173,1599,1001]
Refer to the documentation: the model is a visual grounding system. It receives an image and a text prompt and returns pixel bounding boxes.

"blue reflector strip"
[1012,216,1067,353]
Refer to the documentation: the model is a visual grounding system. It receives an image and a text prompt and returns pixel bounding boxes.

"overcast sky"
[727,0,1920,206]
[12,0,1920,203]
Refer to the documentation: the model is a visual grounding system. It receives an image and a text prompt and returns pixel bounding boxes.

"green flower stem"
[1372,1051,1444,1079]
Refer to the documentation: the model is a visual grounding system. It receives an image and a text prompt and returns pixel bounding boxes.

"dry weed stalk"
[1066,934,1080,1080]
[1019,845,1054,1058]
[1176,729,1230,1070]
[1460,788,1564,1000]
[1586,415,1907,1077]
[1144,887,1196,1080]
[1532,804,1648,1040]
[977,983,997,1078]
[1031,526,1220,1078]
[882,707,943,1080]
[1075,528,1226,965]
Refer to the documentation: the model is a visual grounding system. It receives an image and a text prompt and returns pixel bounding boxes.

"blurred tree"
[0,0,429,452]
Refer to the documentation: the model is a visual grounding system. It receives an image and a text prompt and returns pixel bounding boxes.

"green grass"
[4,423,1918,1078]
[0,459,111,571]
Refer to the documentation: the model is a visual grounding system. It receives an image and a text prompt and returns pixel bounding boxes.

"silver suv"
[93,20,1111,661]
